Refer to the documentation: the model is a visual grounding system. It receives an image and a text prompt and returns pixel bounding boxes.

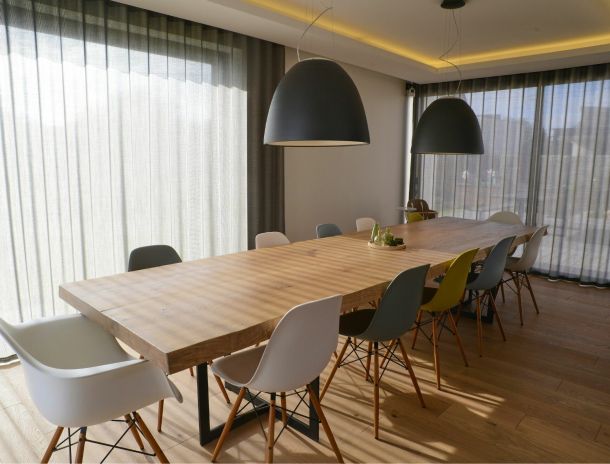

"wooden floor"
[1,276,609,463]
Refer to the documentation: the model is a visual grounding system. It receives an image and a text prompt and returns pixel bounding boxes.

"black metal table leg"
[197,364,320,445]
[197,363,270,446]
[224,380,320,442]
[197,363,210,445]
[202,373,320,445]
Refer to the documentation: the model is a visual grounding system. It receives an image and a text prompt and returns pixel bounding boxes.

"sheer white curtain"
[413,64,610,286]
[0,0,248,356]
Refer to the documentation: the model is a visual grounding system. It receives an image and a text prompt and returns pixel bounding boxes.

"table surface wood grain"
[59,217,541,374]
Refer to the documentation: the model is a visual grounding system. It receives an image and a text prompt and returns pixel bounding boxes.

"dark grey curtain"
[246,38,285,249]
[412,63,610,286]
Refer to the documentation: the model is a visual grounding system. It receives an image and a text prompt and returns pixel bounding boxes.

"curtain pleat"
[413,63,610,286]
[0,0,250,357]
[246,38,284,250]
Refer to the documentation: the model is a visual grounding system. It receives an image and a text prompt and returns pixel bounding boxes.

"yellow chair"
[411,248,479,389]
[407,212,424,223]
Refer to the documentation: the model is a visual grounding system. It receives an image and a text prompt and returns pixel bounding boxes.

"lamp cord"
[438,9,463,94]
[296,6,333,62]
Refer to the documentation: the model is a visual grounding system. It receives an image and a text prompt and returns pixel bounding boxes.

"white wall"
[284,48,407,242]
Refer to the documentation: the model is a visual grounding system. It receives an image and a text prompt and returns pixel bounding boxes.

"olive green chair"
[411,248,479,390]
[407,212,424,223]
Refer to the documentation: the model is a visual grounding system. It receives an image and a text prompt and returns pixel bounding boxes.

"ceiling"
[117,0,610,83]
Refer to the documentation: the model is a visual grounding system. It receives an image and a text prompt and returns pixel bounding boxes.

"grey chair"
[128,244,181,272]
[466,235,515,356]
[316,223,342,238]
[320,264,429,439]
[128,245,230,432]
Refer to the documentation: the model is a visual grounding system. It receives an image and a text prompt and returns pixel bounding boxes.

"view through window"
[414,65,610,286]
[0,0,248,357]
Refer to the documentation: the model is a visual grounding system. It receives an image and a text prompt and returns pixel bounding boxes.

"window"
[0,0,248,356]
[413,65,610,285]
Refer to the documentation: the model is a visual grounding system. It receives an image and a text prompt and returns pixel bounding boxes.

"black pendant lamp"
[411,97,483,154]
[411,0,484,155]
[264,8,370,147]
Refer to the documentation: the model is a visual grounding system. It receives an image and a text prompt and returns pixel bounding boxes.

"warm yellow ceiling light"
[450,34,610,66]
[244,0,610,70]
[244,0,437,67]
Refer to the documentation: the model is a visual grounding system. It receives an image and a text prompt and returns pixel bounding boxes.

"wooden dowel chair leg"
[214,374,231,405]
[365,341,373,381]
[41,426,63,463]
[266,393,276,464]
[75,427,87,464]
[397,338,425,408]
[475,296,483,357]
[189,367,194,377]
[373,342,380,439]
[133,412,169,464]
[448,311,468,367]
[307,384,344,463]
[211,388,246,463]
[512,271,524,326]
[431,316,441,390]
[489,292,506,341]
[125,414,145,451]
[411,310,423,349]
[500,280,506,303]
[320,337,351,401]
[157,399,164,432]
[523,272,540,314]
[280,392,288,426]
[380,339,396,371]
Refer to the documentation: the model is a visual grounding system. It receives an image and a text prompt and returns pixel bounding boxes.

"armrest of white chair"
[22,358,182,428]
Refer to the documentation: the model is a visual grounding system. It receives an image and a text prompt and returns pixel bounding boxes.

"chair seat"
[211,345,266,387]
[339,309,376,337]
[505,256,522,272]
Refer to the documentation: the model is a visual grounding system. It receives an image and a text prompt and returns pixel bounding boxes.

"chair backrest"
[407,198,431,213]
[255,231,290,249]
[407,212,424,223]
[356,217,377,232]
[512,226,546,271]
[316,223,342,238]
[247,295,342,393]
[0,315,128,370]
[468,236,515,290]
[422,248,479,312]
[128,245,181,271]
[0,314,131,425]
[0,314,180,428]
[487,211,523,225]
[360,264,429,341]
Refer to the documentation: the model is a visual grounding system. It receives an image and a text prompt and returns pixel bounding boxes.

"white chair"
[0,314,182,463]
[502,226,546,325]
[355,217,377,232]
[210,296,344,463]
[487,211,523,225]
[255,231,290,249]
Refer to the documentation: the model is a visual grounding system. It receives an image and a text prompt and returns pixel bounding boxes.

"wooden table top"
[59,217,541,374]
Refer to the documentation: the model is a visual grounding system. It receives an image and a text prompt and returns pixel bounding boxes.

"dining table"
[59,217,542,446]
